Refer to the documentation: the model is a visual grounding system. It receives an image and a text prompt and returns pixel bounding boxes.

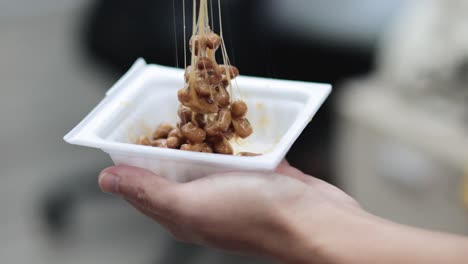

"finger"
[99,165,181,216]
[126,198,192,241]
[125,198,174,227]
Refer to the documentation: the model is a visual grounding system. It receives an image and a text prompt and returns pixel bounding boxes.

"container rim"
[64,58,332,172]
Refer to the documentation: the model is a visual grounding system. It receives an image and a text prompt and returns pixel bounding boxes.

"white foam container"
[64,59,331,182]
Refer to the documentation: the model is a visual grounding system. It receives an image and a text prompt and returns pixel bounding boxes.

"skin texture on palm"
[98,161,468,264]
[98,161,359,261]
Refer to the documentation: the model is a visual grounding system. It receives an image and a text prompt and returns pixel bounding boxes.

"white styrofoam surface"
[64,59,331,182]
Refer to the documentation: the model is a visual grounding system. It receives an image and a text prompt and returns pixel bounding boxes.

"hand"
[98,161,365,263]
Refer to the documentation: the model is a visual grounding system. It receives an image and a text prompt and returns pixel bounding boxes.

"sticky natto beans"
[213,137,233,155]
[198,68,222,86]
[181,143,213,153]
[206,134,223,144]
[153,123,174,139]
[220,65,239,79]
[220,65,239,87]
[178,106,193,125]
[167,137,183,149]
[168,128,183,139]
[197,57,216,71]
[205,109,232,136]
[181,122,206,144]
[178,88,192,107]
[190,33,222,55]
[189,73,221,97]
[193,113,206,128]
[215,86,230,108]
[178,87,219,114]
[167,128,185,149]
[231,100,248,119]
[138,136,151,146]
[186,59,221,87]
[223,127,235,140]
[194,81,212,97]
[151,139,168,148]
[141,30,255,155]
[232,118,253,138]
[205,32,222,50]
[195,58,222,87]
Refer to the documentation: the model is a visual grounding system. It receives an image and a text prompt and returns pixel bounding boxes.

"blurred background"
[1,0,467,263]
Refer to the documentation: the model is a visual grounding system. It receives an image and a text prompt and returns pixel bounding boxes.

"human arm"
[98,161,468,264]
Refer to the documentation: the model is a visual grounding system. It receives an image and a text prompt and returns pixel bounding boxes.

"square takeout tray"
[64,59,331,182]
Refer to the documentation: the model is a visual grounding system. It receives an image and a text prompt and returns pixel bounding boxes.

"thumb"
[99,165,180,214]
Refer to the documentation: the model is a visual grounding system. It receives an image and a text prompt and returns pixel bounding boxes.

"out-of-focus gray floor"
[0,3,269,264]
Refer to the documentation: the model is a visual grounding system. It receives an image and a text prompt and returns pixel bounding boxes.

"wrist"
[312,209,387,264]
[272,205,381,264]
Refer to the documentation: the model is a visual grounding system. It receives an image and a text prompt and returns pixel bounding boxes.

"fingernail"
[99,172,120,194]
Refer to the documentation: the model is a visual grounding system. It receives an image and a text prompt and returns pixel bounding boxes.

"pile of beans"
[138,31,255,156]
